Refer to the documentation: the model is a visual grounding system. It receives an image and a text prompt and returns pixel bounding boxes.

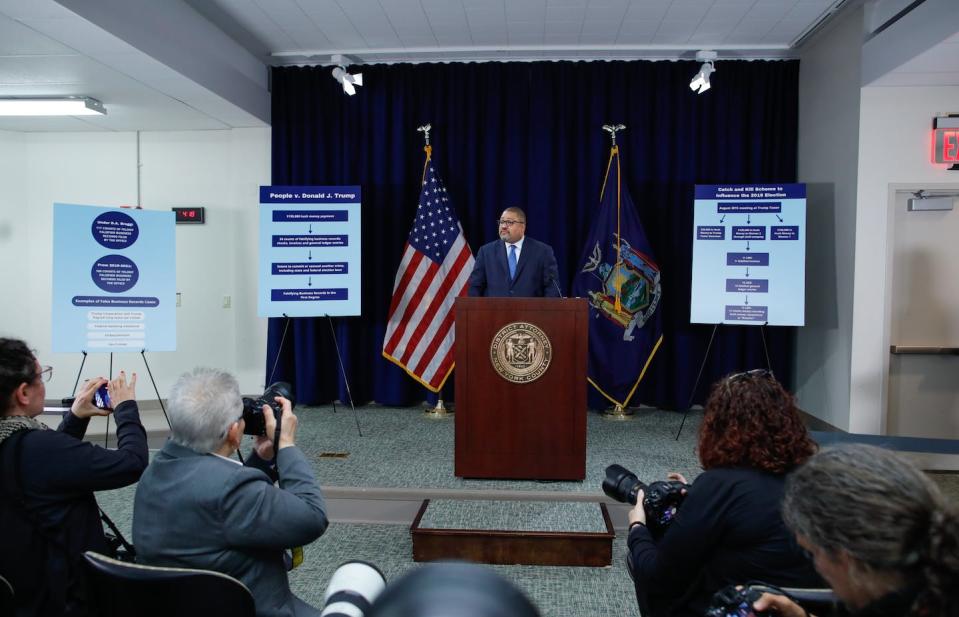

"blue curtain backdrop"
[267,59,799,410]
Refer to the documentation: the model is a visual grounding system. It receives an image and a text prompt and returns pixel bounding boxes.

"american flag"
[382,156,474,392]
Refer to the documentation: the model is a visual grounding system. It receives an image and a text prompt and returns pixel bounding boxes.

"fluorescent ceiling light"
[0,96,106,116]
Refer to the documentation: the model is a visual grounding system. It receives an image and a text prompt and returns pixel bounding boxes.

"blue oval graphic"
[92,211,139,249]
[91,254,139,293]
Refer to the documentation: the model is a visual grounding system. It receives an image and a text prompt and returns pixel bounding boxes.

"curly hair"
[784,444,959,616]
[0,338,37,415]
[697,370,816,474]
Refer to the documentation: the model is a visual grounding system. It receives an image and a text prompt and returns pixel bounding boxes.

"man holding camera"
[0,337,147,617]
[133,368,328,617]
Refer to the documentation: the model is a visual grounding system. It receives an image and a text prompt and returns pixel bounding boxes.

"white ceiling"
[194,0,843,64]
[0,0,955,132]
[872,30,959,86]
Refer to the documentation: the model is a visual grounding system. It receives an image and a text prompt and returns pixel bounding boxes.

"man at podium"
[468,207,561,298]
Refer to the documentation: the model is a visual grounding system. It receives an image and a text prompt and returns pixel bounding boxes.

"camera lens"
[602,464,645,505]
[321,560,387,617]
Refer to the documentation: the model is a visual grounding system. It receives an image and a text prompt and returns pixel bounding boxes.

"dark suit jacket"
[133,440,328,617]
[468,236,561,297]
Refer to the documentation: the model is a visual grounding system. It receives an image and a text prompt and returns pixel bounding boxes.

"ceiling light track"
[272,43,792,65]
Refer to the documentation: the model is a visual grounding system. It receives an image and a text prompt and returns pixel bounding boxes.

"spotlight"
[331,54,363,96]
[690,51,717,95]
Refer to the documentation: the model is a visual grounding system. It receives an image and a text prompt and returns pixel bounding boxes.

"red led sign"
[934,128,959,164]
[172,207,205,224]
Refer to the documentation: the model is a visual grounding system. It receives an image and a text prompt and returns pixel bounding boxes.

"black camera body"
[705,585,775,617]
[242,382,294,436]
[602,464,689,538]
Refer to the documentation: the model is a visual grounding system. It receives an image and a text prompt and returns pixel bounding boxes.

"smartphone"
[94,384,113,410]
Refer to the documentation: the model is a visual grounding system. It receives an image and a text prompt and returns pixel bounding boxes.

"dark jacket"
[0,402,148,617]
[468,236,561,297]
[628,467,823,617]
[133,440,328,617]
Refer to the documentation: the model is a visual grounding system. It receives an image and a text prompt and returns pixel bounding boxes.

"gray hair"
[167,367,242,453]
[783,444,959,614]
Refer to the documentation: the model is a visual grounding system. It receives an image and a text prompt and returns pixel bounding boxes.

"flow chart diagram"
[258,186,362,317]
[690,184,806,326]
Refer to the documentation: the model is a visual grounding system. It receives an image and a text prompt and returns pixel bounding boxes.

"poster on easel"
[52,203,176,352]
[257,185,362,318]
[690,183,806,326]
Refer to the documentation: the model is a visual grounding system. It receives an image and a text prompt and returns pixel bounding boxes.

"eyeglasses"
[497,219,525,227]
[723,368,774,394]
[36,365,53,383]
[726,368,773,382]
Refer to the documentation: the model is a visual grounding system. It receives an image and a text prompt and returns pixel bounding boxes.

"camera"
[602,464,688,538]
[321,560,387,617]
[704,585,779,617]
[94,383,112,410]
[242,382,294,436]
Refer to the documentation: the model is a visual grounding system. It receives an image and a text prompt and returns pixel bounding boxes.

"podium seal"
[490,322,552,384]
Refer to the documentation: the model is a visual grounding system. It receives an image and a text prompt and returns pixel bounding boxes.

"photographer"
[754,444,959,617]
[0,337,147,617]
[132,368,328,617]
[626,370,821,617]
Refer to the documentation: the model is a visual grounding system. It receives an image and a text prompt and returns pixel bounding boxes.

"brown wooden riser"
[410,500,615,567]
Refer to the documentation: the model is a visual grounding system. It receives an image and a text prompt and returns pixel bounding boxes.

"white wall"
[793,6,863,430]
[0,128,271,398]
[0,130,27,335]
[849,85,959,433]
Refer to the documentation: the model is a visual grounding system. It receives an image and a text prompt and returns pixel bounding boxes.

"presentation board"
[690,184,806,326]
[52,203,176,352]
[258,186,362,318]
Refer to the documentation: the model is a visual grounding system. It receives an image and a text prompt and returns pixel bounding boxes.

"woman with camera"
[0,338,147,617]
[626,369,822,617]
[754,443,959,617]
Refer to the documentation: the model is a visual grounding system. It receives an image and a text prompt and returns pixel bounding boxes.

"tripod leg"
[104,353,113,448]
[71,351,88,398]
[267,314,293,385]
[327,315,362,437]
[760,322,773,372]
[676,323,719,440]
[141,350,172,430]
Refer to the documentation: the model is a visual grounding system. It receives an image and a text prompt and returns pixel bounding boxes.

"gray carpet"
[284,523,639,616]
[278,404,705,493]
[418,500,608,532]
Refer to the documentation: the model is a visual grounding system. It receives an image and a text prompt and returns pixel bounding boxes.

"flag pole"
[600,123,633,421]
[416,123,453,419]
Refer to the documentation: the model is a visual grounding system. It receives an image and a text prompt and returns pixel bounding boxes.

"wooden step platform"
[411,499,615,567]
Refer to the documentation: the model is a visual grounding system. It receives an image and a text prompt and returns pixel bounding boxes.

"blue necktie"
[508,244,517,281]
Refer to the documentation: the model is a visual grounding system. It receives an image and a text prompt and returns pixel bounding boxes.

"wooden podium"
[454,297,588,480]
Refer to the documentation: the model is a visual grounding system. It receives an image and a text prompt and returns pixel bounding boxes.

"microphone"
[550,275,565,299]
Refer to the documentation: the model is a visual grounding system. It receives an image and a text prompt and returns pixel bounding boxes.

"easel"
[267,313,363,437]
[69,350,171,448]
[675,321,773,440]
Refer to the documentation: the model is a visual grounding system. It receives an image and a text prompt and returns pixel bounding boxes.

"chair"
[81,551,255,617]
[0,573,13,615]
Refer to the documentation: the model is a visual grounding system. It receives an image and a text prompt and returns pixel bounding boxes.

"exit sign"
[933,116,959,168]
